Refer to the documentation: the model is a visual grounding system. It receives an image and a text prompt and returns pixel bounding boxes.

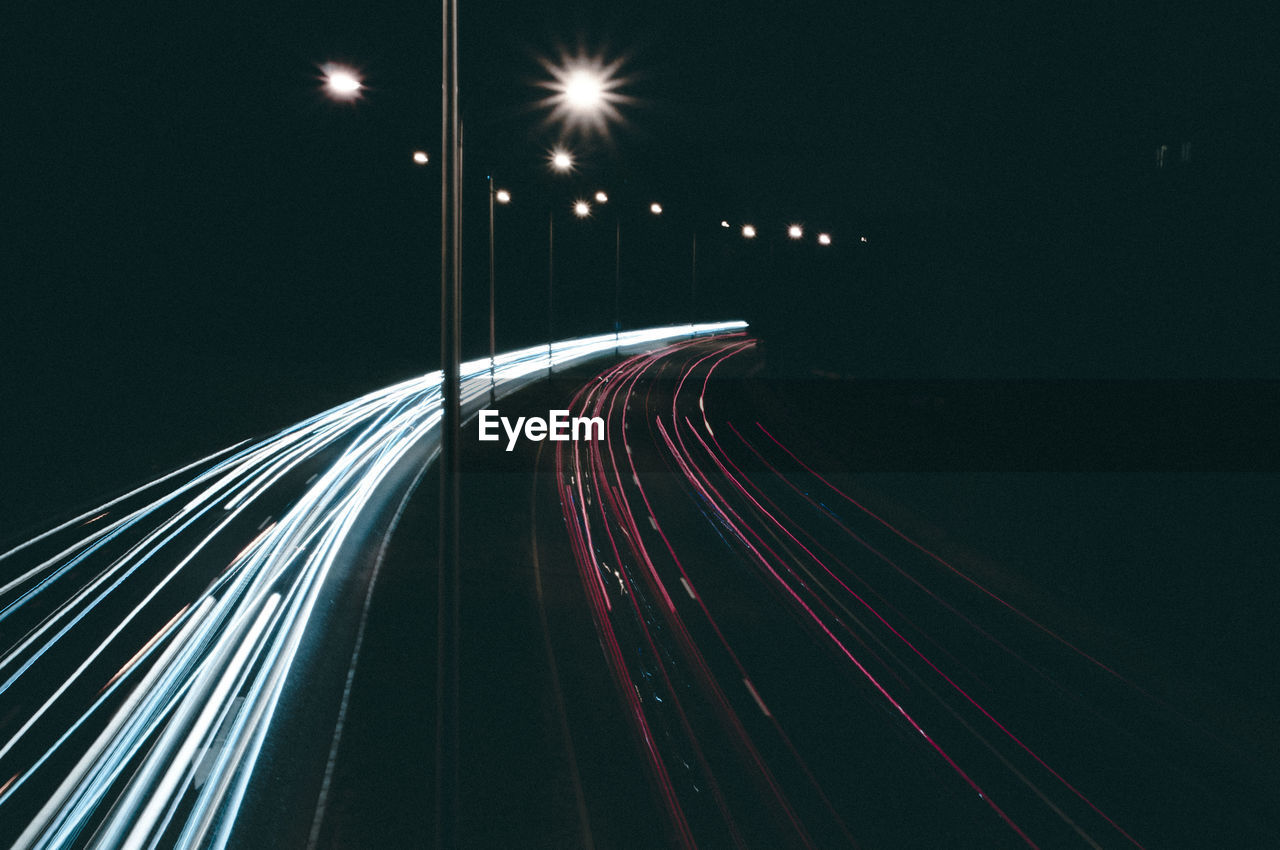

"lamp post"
[437,0,461,843]
[594,191,621,338]
[547,149,573,364]
[691,231,697,324]
[487,176,509,399]
[614,217,621,338]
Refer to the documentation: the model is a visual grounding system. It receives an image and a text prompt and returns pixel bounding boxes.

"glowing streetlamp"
[322,64,363,100]
[550,149,573,172]
[537,51,631,140]
[546,153,574,354]
[488,178,511,395]
[564,68,605,111]
[650,202,663,215]
[818,232,832,246]
[742,224,757,239]
[594,190,609,203]
[412,150,430,165]
[788,224,804,240]
[573,200,591,218]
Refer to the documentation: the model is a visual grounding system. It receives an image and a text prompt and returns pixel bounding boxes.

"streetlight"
[322,64,363,100]
[742,224,757,238]
[537,50,631,140]
[412,150,430,165]
[488,177,510,397]
[594,190,609,203]
[573,200,591,218]
[650,202,663,215]
[438,0,461,840]
[550,148,574,172]
[547,151,574,359]
[788,224,804,240]
[818,232,832,245]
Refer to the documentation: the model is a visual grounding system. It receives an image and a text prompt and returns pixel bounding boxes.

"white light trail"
[0,321,747,847]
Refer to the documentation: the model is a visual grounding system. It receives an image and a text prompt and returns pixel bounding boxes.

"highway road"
[2,322,1274,847]
[0,323,744,849]
[550,334,1278,848]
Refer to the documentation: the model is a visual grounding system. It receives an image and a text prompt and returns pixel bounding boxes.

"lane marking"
[743,678,772,717]
[679,577,696,600]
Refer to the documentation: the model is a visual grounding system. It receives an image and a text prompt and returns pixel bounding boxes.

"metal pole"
[548,210,554,367]
[614,218,620,338]
[436,0,461,843]
[691,232,697,325]
[488,175,496,400]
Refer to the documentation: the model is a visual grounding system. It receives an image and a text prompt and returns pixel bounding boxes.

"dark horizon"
[5,0,1278,530]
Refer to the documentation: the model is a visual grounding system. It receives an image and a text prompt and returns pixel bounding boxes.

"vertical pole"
[488,175,496,401]
[437,0,461,845]
[548,210,554,368]
[691,232,697,326]
[614,218,621,339]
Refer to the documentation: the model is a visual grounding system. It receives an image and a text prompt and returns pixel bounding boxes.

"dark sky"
[3,0,1278,527]
[8,1,1273,342]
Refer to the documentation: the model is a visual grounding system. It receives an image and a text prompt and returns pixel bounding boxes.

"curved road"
[550,334,1277,848]
[0,324,744,849]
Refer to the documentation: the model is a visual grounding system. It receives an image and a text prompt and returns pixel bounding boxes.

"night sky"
[5,1,1278,528]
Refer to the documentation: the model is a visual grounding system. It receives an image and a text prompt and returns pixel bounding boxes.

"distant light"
[496,189,511,204]
[323,64,363,100]
[650,202,663,215]
[818,232,832,245]
[595,190,609,203]
[412,151,429,165]
[574,200,591,218]
[742,224,757,238]
[788,224,803,240]
[860,235,868,243]
[720,220,730,228]
[550,149,574,172]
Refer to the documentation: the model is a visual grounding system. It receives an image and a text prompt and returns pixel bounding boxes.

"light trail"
[0,322,746,848]
[552,334,1169,848]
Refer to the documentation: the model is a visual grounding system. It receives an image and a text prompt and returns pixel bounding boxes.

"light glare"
[818,232,832,245]
[574,200,591,218]
[650,203,663,215]
[412,151,429,165]
[537,50,631,139]
[551,150,574,172]
[323,64,363,100]
[788,224,803,240]
[742,224,757,238]
[564,69,605,110]
[595,191,609,203]
[496,189,511,204]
